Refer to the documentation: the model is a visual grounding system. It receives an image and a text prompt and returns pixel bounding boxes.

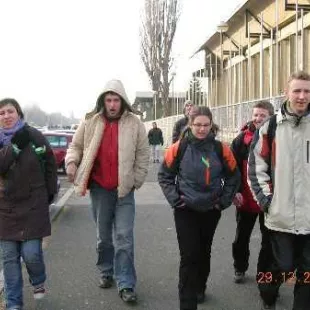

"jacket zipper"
[307,140,309,163]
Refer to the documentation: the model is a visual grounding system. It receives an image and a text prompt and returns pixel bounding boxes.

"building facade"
[196,0,310,108]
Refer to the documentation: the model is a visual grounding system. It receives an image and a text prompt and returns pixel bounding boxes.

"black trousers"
[232,210,272,274]
[174,208,221,310]
[258,231,310,309]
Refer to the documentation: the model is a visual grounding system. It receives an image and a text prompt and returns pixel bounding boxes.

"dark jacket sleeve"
[219,144,241,209]
[29,127,58,196]
[172,120,181,143]
[147,129,152,144]
[0,145,17,175]
[157,143,183,208]
[230,132,244,192]
[160,129,164,145]
[231,132,244,172]
[44,142,58,196]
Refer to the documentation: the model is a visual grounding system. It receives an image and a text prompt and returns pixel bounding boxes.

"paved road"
[17,162,293,309]
[56,173,72,200]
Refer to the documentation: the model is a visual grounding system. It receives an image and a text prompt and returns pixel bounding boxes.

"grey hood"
[86,79,133,118]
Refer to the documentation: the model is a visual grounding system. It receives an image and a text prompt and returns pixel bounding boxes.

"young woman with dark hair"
[158,106,240,310]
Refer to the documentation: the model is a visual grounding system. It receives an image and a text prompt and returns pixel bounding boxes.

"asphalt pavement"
[9,162,295,309]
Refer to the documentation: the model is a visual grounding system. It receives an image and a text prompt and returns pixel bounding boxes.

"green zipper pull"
[201,156,209,168]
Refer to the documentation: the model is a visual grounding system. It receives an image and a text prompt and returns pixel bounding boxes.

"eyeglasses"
[192,123,211,129]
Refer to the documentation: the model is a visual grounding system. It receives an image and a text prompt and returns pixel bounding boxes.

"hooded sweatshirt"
[65,79,149,197]
[90,80,132,190]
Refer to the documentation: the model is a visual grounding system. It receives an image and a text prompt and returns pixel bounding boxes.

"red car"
[43,131,73,173]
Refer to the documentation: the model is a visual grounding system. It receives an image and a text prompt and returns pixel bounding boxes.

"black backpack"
[267,114,277,150]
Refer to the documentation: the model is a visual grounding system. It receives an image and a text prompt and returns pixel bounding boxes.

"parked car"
[43,131,73,173]
[53,129,76,134]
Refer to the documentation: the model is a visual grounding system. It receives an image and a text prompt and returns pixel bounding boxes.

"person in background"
[148,121,164,163]
[231,101,274,284]
[158,106,240,310]
[248,71,310,310]
[172,100,194,143]
[65,79,149,303]
[0,98,58,310]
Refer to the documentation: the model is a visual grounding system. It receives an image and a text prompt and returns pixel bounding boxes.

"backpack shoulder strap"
[214,140,224,164]
[267,115,277,150]
[172,136,189,171]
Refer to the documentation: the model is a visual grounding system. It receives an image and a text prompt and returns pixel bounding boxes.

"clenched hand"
[66,163,77,183]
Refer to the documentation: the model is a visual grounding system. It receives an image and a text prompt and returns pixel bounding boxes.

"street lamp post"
[153,90,158,120]
[217,21,229,104]
[171,72,176,115]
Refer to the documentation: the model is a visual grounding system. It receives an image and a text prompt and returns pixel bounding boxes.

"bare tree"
[140,0,181,118]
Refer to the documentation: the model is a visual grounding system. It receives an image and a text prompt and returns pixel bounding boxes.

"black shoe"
[99,276,113,288]
[261,302,276,310]
[153,160,156,163]
[197,292,206,304]
[234,271,245,283]
[156,159,160,163]
[119,288,137,303]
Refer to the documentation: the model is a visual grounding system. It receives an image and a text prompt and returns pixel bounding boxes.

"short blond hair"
[288,70,310,84]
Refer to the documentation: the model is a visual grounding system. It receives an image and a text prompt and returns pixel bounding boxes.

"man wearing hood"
[248,71,310,310]
[65,80,149,303]
[231,101,274,285]
[172,100,194,143]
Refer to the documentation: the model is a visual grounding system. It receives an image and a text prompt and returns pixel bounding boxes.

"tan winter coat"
[65,80,149,197]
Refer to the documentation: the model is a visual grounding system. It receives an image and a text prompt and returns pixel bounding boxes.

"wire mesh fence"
[144,96,285,146]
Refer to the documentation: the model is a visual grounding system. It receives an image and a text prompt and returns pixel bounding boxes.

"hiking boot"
[119,288,137,303]
[33,285,46,300]
[234,271,245,283]
[197,292,206,304]
[99,276,113,288]
[261,301,276,310]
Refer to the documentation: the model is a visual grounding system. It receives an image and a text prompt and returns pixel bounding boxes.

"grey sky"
[0,0,244,118]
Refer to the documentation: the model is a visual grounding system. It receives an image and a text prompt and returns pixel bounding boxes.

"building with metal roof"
[195,0,310,107]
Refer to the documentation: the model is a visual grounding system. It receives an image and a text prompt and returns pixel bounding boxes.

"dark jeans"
[258,231,310,309]
[232,210,272,274]
[174,208,221,310]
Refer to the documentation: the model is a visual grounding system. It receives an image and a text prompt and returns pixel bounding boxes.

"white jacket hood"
[87,79,133,118]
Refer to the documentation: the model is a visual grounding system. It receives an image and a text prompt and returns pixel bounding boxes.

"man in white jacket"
[248,71,310,310]
[65,80,149,303]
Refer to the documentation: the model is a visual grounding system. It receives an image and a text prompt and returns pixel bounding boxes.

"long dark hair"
[189,106,219,135]
[0,98,24,119]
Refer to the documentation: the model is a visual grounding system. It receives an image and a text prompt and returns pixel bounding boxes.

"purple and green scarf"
[0,119,25,147]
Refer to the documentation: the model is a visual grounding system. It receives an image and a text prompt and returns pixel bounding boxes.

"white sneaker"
[33,285,46,300]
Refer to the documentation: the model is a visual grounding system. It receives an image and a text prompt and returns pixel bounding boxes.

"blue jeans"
[89,182,136,291]
[0,239,46,310]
